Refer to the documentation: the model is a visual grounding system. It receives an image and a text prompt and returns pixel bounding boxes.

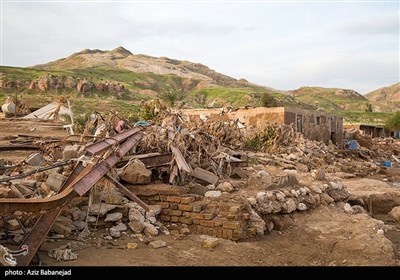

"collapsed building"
[183,107,343,145]
[343,124,396,139]
[0,104,399,266]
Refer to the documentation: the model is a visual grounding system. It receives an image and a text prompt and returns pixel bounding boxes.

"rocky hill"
[0,47,395,125]
[366,82,400,111]
[34,46,249,88]
[288,86,370,112]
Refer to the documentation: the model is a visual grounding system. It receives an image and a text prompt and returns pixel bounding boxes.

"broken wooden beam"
[170,145,192,172]
[117,153,172,169]
[10,185,24,199]
[190,167,219,185]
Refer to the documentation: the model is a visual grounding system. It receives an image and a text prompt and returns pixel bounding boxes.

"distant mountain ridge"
[0,46,397,125]
[33,46,251,88]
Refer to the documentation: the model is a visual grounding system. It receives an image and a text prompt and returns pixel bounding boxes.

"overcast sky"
[1,0,399,93]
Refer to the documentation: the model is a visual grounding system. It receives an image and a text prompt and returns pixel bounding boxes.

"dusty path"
[38,205,397,266]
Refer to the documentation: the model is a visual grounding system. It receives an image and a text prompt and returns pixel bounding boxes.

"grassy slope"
[365,82,400,112]
[0,66,393,124]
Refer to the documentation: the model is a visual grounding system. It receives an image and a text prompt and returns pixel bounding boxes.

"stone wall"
[129,182,351,241]
[130,184,251,241]
[284,108,344,144]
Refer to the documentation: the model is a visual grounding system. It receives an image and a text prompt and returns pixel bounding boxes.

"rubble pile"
[1,105,400,265]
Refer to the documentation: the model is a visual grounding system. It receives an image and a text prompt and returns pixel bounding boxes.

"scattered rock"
[217,182,234,193]
[149,240,167,249]
[314,169,325,181]
[290,189,299,198]
[87,216,97,223]
[63,145,82,160]
[389,206,400,223]
[51,222,71,237]
[25,153,45,166]
[180,228,190,235]
[89,204,117,218]
[109,227,121,238]
[70,207,82,221]
[112,223,127,232]
[127,242,138,249]
[308,185,322,194]
[104,212,123,222]
[6,219,20,231]
[344,203,354,214]
[104,191,125,205]
[143,222,159,236]
[275,192,285,202]
[56,216,72,227]
[329,181,343,190]
[46,173,67,192]
[202,237,219,249]
[321,193,334,204]
[281,199,297,213]
[246,197,257,206]
[72,221,87,231]
[119,159,151,184]
[146,205,162,219]
[204,190,222,198]
[297,203,307,211]
[48,248,78,262]
[249,210,266,235]
[277,174,299,187]
[129,221,145,233]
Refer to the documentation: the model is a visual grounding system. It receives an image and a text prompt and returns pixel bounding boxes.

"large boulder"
[46,173,67,192]
[389,206,400,223]
[119,159,151,184]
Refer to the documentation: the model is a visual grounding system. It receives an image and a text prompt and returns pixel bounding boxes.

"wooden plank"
[392,155,400,163]
[190,167,219,185]
[117,153,172,169]
[10,185,24,199]
[170,145,192,172]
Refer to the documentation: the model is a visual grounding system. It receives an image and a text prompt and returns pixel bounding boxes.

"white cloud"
[1,1,398,94]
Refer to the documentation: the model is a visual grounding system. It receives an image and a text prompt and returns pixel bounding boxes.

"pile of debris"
[1,106,399,266]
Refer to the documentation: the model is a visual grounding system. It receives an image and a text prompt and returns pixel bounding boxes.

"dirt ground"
[1,118,400,267]
[36,205,398,266]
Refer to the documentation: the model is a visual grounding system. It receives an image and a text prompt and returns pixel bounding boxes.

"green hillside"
[0,47,396,125]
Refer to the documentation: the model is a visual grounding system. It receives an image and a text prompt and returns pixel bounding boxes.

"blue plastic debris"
[383,161,392,167]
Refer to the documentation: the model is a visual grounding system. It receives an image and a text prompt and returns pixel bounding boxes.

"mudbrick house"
[183,107,343,145]
[343,124,395,139]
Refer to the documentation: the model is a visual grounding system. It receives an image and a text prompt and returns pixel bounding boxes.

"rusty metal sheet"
[84,126,142,155]
[3,129,143,266]
[15,208,65,266]
[0,188,76,214]
[0,144,40,151]
[74,131,143,196]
